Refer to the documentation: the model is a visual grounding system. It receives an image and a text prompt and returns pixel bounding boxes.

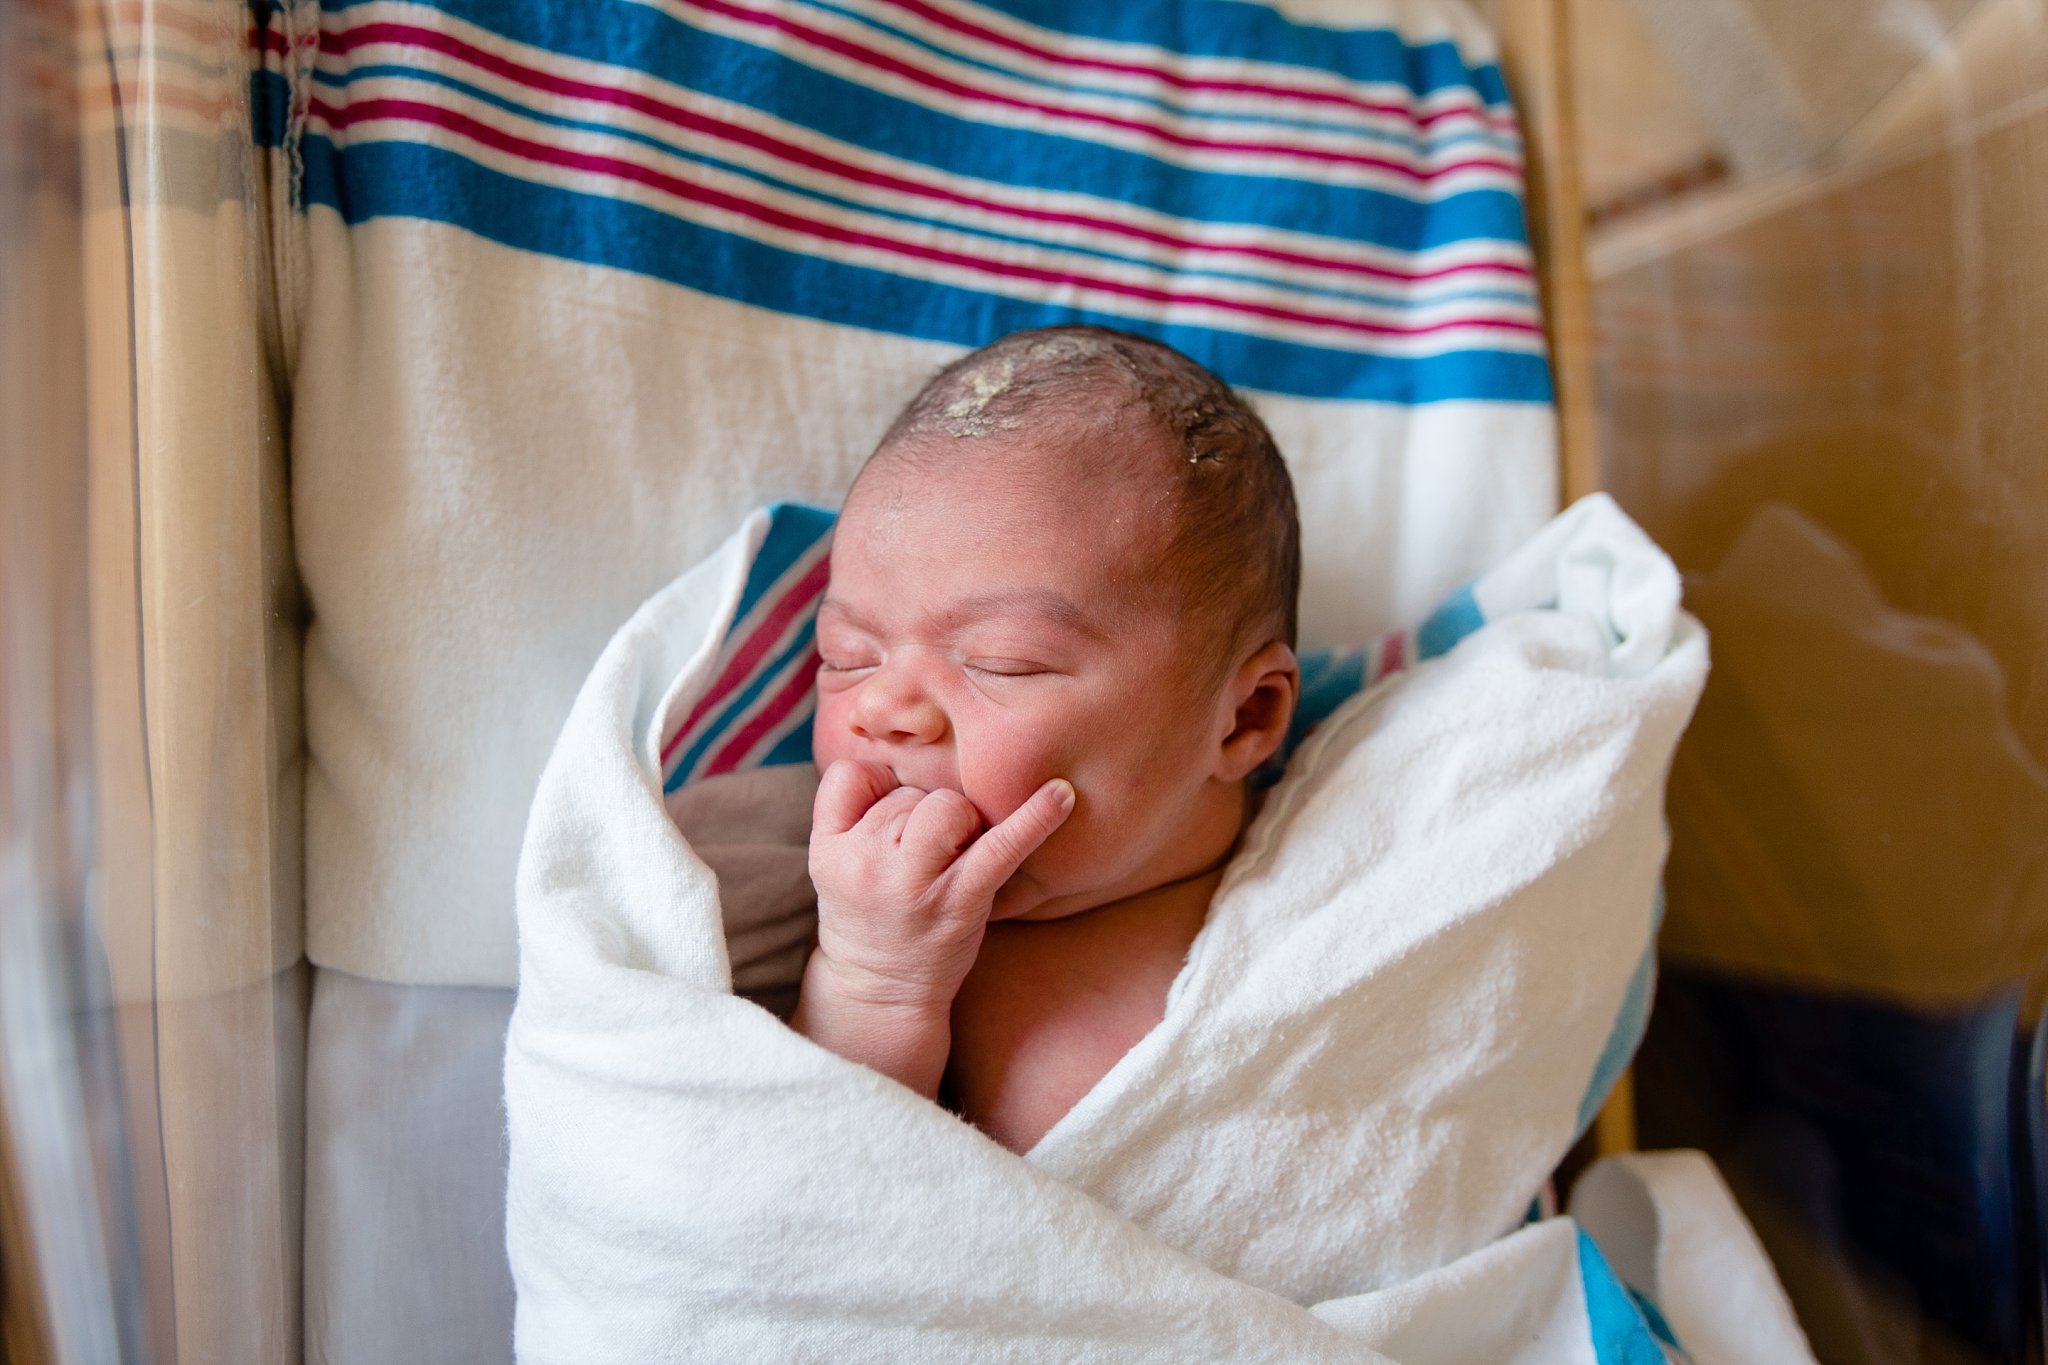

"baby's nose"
[849,669,948,746]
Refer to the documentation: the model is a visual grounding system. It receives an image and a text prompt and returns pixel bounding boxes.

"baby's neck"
[1058,779,1258,928]
[999,782,1255,924]
[1042,857,1226,943]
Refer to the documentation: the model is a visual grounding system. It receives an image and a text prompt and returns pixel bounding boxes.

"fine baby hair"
[873,324,1302,665]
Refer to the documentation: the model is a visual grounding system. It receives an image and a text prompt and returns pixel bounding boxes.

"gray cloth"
[304,968,514,1365]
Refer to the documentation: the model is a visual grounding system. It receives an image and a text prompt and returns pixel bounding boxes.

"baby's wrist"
[794,949,954,1097]
[805,947,957,1022]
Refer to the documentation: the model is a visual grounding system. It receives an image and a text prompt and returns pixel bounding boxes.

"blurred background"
[1565,4,2048,1361]
[4,0,2045,1361]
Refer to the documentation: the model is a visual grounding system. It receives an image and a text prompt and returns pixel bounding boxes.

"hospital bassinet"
[5,0,1837,1359]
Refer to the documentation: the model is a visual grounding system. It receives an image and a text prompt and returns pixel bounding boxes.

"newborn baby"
[792,325,1301,1153]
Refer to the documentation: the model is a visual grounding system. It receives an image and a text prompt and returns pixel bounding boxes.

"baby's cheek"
[965,752,1131,885]
[810,693,857,768]
[954,724,1068,828]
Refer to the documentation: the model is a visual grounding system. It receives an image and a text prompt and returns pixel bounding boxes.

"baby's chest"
[946,915,1198,1153]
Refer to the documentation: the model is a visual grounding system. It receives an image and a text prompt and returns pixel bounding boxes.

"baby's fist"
[808,759,1072,1014]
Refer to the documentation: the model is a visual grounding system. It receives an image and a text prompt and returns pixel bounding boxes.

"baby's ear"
[1215,641,1300,782]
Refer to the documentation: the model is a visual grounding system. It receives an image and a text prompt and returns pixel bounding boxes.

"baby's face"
[813,435,1239,921]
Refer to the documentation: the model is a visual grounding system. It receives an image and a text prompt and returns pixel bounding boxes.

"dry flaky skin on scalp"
[927,334,1092,437]
[871,324,1302,662]
[929,333,1108,437]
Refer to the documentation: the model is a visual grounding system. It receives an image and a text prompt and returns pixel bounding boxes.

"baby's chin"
[997,899,1100,923]
[985,858,1082,923]
[988,867,1128,924]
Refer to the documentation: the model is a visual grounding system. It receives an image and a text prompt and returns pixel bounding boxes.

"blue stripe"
[301,138,1554,403]
[1577,1230,1669,1365]
[800,0,1522,154]
[326,0,1510,102]
[320,0,1532,251]
[1255,646,1366,787]
[313,62,1537,316]
[665,504,831,791]
[760,711,817,768]
[252,69,293,149]
[1416,583,1483,658]
[1574,886,1662,1136]
[666,619,821,790]
[734,503,835,627]
[959,0,1510,102]
[1627,1287,1683,1355]
[1289,647,1367,748]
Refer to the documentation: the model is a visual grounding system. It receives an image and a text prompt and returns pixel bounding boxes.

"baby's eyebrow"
[820,589,1106,641]
[816,595,873,629]
[941,588,1107,640]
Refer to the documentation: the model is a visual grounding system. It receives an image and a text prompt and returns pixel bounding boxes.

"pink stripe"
[659,554,831,765]
[870,0,1518,132]
[330,12,1513,184]
[704,653,823,777]
[331,21,1530,288]
[253,12,317,56]
[311,96,1545,341]
[677,0,1521,181]
[1378,630,1406,676]
[109,0,228,45]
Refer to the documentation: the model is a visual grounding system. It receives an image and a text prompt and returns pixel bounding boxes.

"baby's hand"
[806,759,1074,1018]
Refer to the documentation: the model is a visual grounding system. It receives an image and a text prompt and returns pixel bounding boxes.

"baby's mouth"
[883,765,991,822]
[886,765,962,798]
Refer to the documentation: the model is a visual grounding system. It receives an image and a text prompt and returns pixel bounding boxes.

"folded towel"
[504,494,1813,1362]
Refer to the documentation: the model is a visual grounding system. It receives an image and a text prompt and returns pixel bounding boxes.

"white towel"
[504,495,1814,1362]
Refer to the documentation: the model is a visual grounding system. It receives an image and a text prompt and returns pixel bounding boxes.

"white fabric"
[292,218,1557,988]
[1571,1151,1818,1365]
[1310,1221,1602,1357]
[495,497,1812,1361]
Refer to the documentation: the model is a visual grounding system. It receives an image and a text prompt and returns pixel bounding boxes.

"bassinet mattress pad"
[267,0,1561,987]
[503,494,1812,1361]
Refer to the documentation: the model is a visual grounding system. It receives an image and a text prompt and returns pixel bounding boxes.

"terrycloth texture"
[265,0,1561,987]
[1570,1151,1817,1365]
[504,495,1809,1360]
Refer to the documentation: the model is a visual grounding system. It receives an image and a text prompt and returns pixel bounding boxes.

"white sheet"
[303,968,516,1365]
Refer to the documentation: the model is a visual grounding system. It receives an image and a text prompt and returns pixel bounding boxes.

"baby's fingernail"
[1048,778,1075,810]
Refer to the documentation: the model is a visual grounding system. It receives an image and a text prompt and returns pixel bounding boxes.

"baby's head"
[814,326,1302,920]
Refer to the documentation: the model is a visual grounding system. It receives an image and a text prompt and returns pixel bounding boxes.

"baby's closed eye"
[964,658,1054,678]
[815,655,880,692]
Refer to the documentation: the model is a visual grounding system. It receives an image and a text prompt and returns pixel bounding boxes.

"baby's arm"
[793,759,1073,1098]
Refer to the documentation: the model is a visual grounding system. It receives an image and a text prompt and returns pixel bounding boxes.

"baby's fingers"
[950,779,1075,903]
[812,759,901,838]
[899,788,984,867]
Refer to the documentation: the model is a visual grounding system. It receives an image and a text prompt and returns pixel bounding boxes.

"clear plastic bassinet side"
[1,0,305,1361]
[1,5,132,1359]
[1575,1,2048,1361]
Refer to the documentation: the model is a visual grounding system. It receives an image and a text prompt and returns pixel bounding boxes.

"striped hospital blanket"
[271,0,1560,995]
[256,0,1548,403]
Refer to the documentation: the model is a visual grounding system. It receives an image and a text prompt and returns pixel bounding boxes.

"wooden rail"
[1496,0,1635,1156]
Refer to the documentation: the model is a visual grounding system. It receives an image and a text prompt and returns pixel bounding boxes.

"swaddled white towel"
[504,494,1813,1362]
